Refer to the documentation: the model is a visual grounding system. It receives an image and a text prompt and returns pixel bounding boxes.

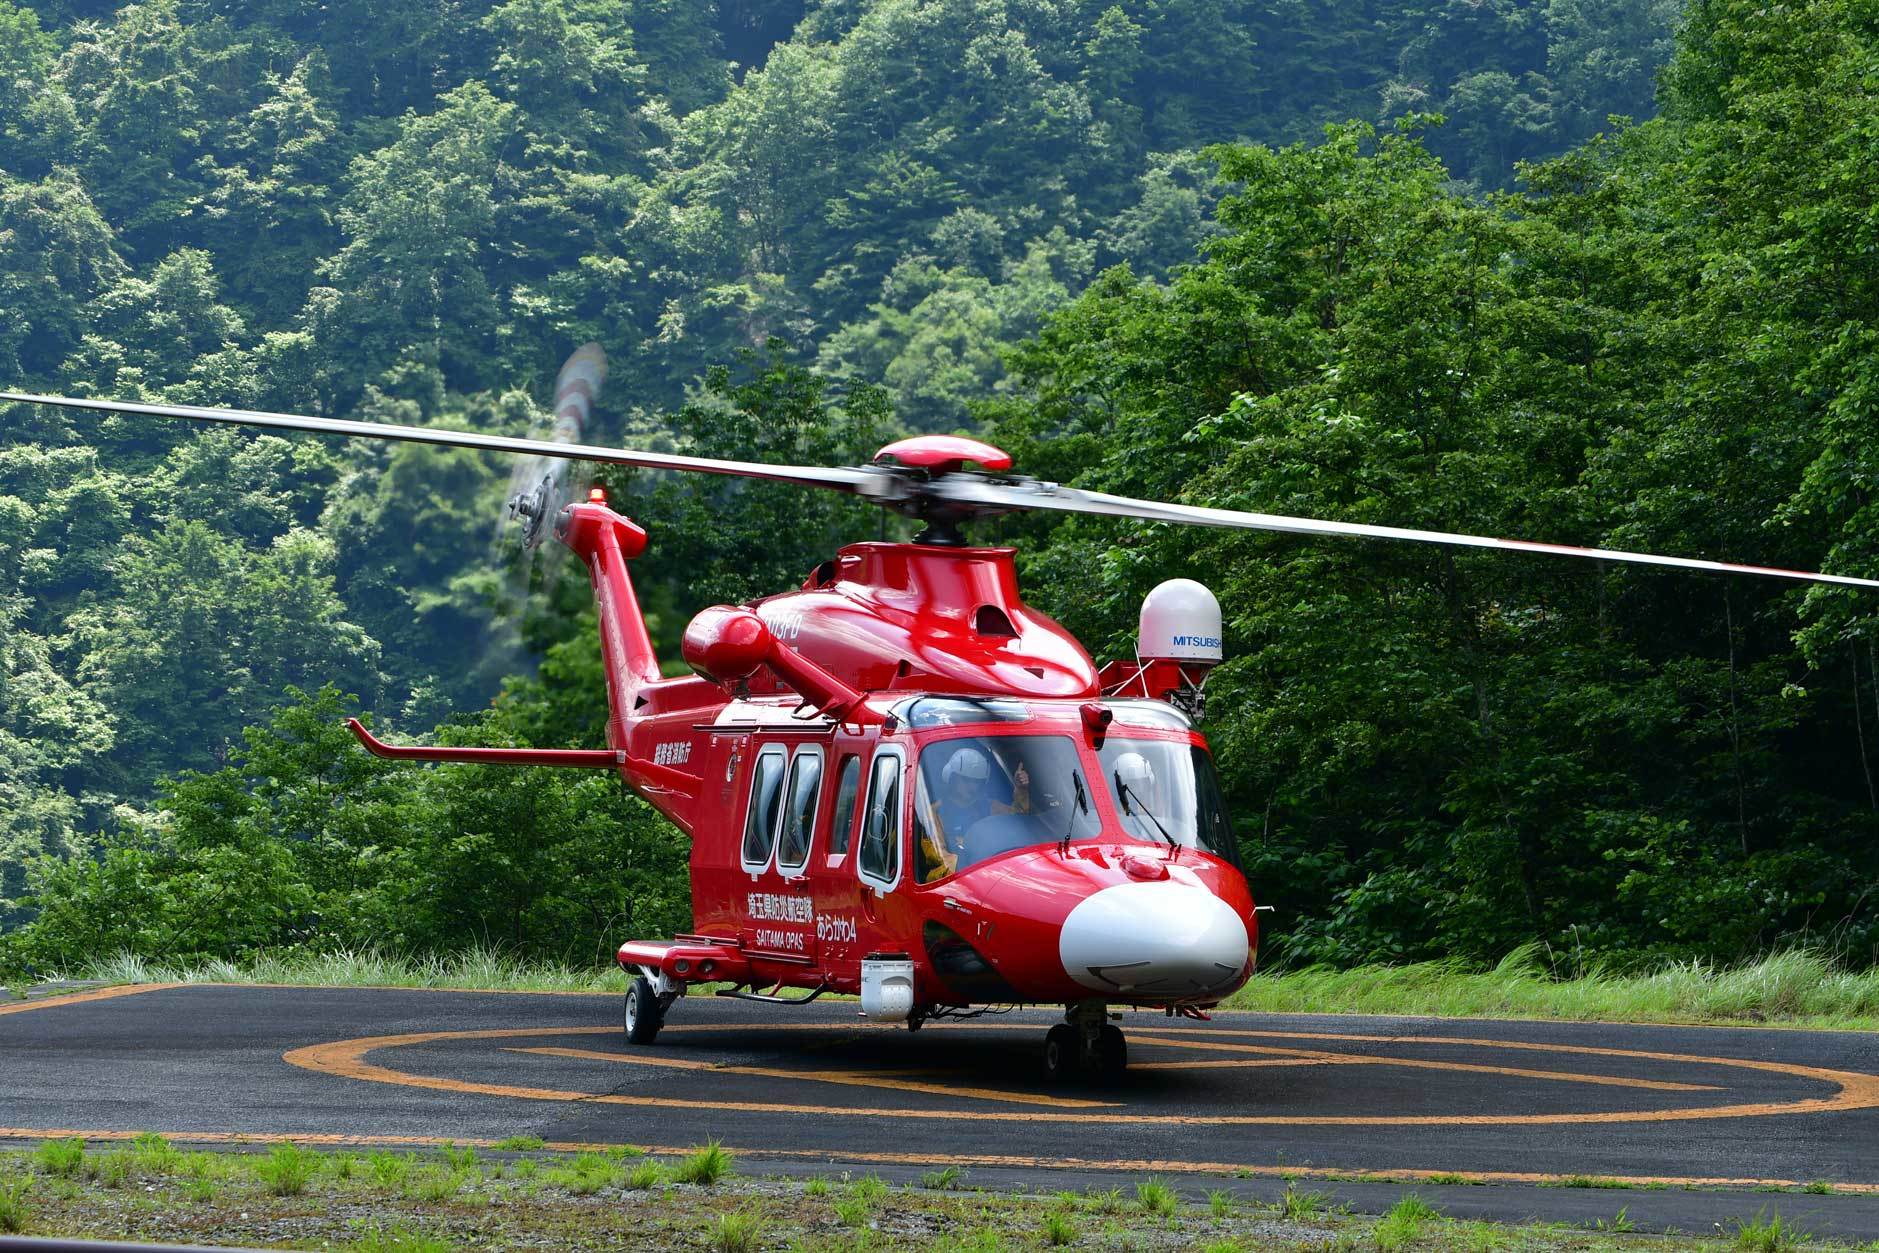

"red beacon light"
[873,435,1013,475]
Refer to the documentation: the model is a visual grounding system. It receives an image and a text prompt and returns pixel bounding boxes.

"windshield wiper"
[1061,771,1092,856]
[1118,780,1180,856]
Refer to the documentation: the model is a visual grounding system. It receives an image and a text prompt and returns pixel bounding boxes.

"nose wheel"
[1042,1004,1127,1082]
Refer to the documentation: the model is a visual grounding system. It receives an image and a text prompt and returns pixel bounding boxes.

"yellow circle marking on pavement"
[280,1022,1879,1127]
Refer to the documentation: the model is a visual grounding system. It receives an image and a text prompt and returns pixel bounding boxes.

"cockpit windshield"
[914,735,1101,882]
[1097,738,1237,864]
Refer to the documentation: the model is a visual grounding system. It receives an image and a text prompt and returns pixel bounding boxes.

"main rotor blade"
[0,391,876,493]
[930,477,1879,591]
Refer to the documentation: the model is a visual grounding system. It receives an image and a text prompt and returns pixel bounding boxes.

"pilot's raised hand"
[1012,762,1031,812]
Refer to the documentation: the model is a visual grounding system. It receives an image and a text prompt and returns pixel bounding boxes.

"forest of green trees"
[4,0,1877,978]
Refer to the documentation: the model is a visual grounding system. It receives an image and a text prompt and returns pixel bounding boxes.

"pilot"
[920,744,1030,881]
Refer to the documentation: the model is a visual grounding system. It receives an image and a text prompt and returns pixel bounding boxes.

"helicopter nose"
[1057,881,1250,998]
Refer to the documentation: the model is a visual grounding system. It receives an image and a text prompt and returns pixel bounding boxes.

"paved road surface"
[3,983,1876,1238]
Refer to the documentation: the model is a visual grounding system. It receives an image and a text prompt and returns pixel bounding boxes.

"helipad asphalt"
[3,983,1877,1237]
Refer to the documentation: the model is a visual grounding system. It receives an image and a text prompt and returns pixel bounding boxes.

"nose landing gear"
[1042,1001,1127,1082]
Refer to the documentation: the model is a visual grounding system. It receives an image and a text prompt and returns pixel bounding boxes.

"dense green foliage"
[4,0,1877,977]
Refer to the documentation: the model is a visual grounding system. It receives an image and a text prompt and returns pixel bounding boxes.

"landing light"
[589,486,607,503]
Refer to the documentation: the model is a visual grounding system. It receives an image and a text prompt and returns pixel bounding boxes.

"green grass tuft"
[348,1223,453,1253]
[33,1139,84,1178]
[1209,1187,1233,1217]
[1543,1174,1630,1189]
[1279,1182,1330,1219]
[126,1132,182,1175]
[623,1160,663,1190]
[435,1143,478,1172]
[669,1139,732,1186]
[401,1165,463,1203]
[542,1152,615,1196]
[367,1151,411,1190]
[1594,1205,1635,1233]
[492,1135,543,1152]
[921,1164,963,1189]
[255,1142,319,1197]
[1734,1207,1809,1252]
[1136,1176,1177,1215]
[1043,1208,1078,1246]
[0,1175,31,1234]
[1375,1193,1441,1251]
[706,1207,763,1253]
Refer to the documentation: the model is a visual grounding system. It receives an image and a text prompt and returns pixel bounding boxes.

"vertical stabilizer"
[557,490,661,748]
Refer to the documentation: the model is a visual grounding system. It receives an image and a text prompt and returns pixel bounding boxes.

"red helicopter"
[9,356,1878,1082]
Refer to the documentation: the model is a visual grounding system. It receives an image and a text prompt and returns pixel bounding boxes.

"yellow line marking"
[0,1125,1873,1195]
[0,984,182,1017]
[281,1025,1879,1127]
[506,1045,1117,1108]
[1136,1035,1725,1092]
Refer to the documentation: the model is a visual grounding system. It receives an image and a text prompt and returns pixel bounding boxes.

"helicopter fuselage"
[553,494,1259,1016]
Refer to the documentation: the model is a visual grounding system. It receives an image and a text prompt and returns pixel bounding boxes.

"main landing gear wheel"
[624,974,664,1045]
[1043,1023,1081,1082]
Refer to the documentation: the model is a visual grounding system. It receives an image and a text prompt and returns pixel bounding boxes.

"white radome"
[1138,578,1223,664]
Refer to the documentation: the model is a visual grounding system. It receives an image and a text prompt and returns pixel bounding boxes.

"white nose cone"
[1058,882,1250,998]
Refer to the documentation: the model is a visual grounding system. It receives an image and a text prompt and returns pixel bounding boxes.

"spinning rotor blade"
[926,477,1879,591]
[504,343,609,550]
[10,387,1873,590]
[0,391,876,493]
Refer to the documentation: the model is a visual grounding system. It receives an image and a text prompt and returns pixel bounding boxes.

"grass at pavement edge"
[42,944,1879,1031]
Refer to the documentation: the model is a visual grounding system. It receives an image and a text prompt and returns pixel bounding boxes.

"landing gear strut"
[1042,1001,1126,1082]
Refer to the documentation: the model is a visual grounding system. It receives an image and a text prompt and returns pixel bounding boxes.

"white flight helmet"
[942,745,990,788]
[1113,751,1156,807]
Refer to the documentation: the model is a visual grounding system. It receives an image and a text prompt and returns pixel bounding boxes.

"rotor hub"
[865,436,1021,545]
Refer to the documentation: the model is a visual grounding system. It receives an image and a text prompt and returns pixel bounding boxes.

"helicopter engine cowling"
[682,605,878,723]
[682,606,772,683]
